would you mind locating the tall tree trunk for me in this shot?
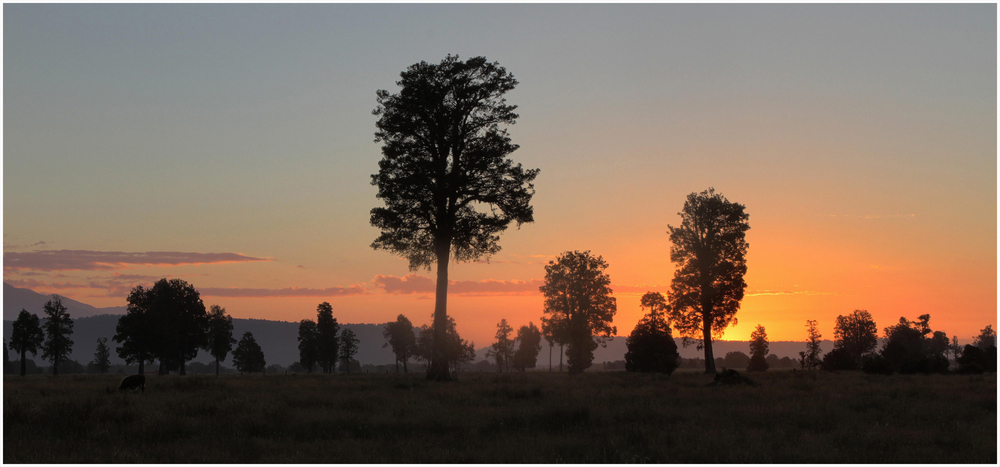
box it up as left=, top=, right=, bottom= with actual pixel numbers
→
left=428, top=241, right=452, bottom=381
left=548, top=343, right=552, bottom=372
left=703, top=314, right=716, bottom=374
left=53, top=357, right=59, bottom=376
left=216, top=358, right=220, bottom=376
left=559, top=344, right=564, bottom=372
left=20, top=349, right=26, bottom=376
left=395, top=358, right=399, bottom=373
left=179, top=360, right=186, bottom=376
left=138, top=358, right=144, bottom=375
left=403, top=356, right=408, bottom=373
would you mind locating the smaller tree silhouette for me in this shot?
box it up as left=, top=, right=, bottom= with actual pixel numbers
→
left=382, top=314, right=416, bottom=373
left=832, top=310, right=878, bottom=369
left=339, top=329, right=360, bottom=373
left=414, top=315, right=476, bottom=373
left=803, top=319, right=822, bottom=370
left=315, top=302, right=340, bottom=374
left=9, top=309, right=44, bottom=377
left=723, top=351, right=750, bottom=369
left=486, top=319, right=515, bottom=372
left=41, top=296, right=74, bottom=376
left=625, top=292, right=679, bottom=374
left=973, top=325, right=996, bottom=349
left=90, top=338, right=111, bottom=374
left=297, top=319, right=319, bottom=373
left=512, top=322, right=543, bottom=372
left=10, top=309, right=45, bottom=376
left=232, top=332, right=266, bottom=375
left=747, top=325, right=769, bottom=372
left=206, top=305, right=236, bottom=376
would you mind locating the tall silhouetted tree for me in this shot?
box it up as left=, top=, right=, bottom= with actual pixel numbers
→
left=90, top=337, right=111, bottom=374
left=487, top=319, right=515, bottom=372
left=803, top=319, right=822, bottom=370
left=297, top=319, right=319, bottom=373
left=747, top=325, right=769, bottom=372
left=339, top=329, right=360, bottom=373
left=232, top=332, right=265, bottom=375
left=540, top=251, right=617, bottom=375
left=315, top=302, right=340, bottom=374
left=667, top=188, right=750, bottom=374
left=371, top=55, right=539, bottom=381
left=41, top=296, right=74, bottom=376
left=206, top=305, right=236, bottom=376
left=383, top=314, right=417, bottom=373
left=831, top=310, right=878, bottom=369
left=512, top=322, right=543, bottom=372
left=9, top=309, right=44, bottom=376
left=625, top=292, right=679, bottom=374
left=114, top=285, right=158, bottom=374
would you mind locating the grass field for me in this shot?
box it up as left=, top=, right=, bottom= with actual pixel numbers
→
left=4, top=369, right=996, bottom=463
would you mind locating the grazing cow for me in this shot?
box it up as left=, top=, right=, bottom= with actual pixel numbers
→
left=118, top=374, right=146, bottom=393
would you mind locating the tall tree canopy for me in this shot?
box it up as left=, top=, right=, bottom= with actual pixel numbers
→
left=625, top=292, right=679, bottom=374
left=832, top=309, right=878, bottom=368
left=297, top=319, right=320, bottom=373
left=9, top=309, right=44, bottom=376
left=371, top=55, right=539, bottom=381
left=540, top=251, right=617, bottom=375
left=383, top=314, right=417, bottom=373
left=667, top=188, right=750, bottom=374
left=41, top=296, right=74, bottom=376
left=206, top=305, right=236, bottom=376
left=512, top=322, right=543, bottom=372
left=315, top=302, right=340, bottom=374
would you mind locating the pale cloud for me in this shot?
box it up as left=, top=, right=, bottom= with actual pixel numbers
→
left=3, top=250, right=269, bottom=271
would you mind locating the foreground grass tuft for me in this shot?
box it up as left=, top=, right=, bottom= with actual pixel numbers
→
left=4, top=370, right=995, bottom=463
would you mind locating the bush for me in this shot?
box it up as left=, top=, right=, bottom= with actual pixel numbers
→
left=747, top=354, right=768, bottom=372
left=957, top=344, right=995, bottom=373
left=821, top=347, right=858, bottom=371
left=723, top=351, right=750, bottom=369
left=862, top=354, right=893, bottom=375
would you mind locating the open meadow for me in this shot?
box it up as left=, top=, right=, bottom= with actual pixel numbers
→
left=3, top=370, right=996, bottom=463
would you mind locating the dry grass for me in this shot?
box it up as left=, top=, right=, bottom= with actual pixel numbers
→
left=4, top=370, right=995, bottom=463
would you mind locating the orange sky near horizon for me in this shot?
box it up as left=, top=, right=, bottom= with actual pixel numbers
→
left=3, top=5, right=996, bottom=348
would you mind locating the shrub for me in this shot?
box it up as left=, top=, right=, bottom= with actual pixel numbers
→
left=821, top=347, right=858, bottom=371
left=723, top=351, right=750, bottom=369
left=747, top=353, right=768, bottom=372
left=862, top=354, right=893, bottom=375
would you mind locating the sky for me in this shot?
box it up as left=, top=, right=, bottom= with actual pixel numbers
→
left=3, top=4, right=996, bottom=346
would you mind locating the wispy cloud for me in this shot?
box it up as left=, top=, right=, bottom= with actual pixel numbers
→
left=3, top=250, right=269, bottom=271
left=3, top=240, right=48, bottom=251
left=199, top=285, right=368, bottom=298
left=373, top=274, right=543, bottom=296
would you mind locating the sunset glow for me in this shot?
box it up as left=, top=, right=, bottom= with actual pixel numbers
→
left=4, top=4, right=995, bottom=347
